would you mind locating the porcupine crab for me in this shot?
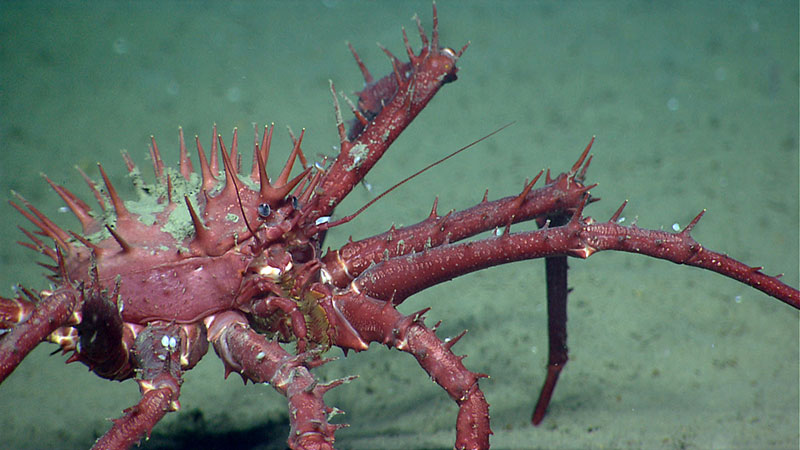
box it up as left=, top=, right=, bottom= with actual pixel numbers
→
left=1, top=4, right=798, bottom=450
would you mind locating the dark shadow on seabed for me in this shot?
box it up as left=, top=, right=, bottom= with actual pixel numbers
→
left=0, top=1, right=797, bottom=449
left=142, top=409, right=290, bottom=450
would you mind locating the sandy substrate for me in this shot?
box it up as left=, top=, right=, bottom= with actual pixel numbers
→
left=0, top=1, right=797, bottom=449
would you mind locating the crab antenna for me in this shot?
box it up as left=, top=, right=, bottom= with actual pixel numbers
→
left=321, top=122, right=515, bottom=231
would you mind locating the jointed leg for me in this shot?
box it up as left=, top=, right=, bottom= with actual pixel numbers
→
left=0, top=286, right=80, bottom=382
left=93, top=322, right=183, bottom=450
left=531, top=213, right=571, bottom=425
left=332, top=292, right=491, bottom=450
left=207, top=311, right=347, bottom=450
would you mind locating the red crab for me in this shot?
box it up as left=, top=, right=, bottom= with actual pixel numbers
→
left=1, top=4, right=798, bottom=450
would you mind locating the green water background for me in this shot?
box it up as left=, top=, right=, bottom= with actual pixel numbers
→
left=0, top=1, right=797, bottom=449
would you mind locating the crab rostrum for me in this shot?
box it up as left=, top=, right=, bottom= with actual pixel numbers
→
left=0, top=6, right=797, bottom=450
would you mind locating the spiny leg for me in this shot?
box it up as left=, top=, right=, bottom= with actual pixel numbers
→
left=332, top=292, right=491, bottom=450
left=321, top=142, right=594, bottom=296
left=531, top=139, right=593, bottom=424
left=93, top=322, right=183, bottom=450
left=532, top=213, right=571, bottom=425
left=0, top=286, right=80, bottom=382
left=309, top=5, right=464, bottom=223
left=207, top=311, right=347, bottom=450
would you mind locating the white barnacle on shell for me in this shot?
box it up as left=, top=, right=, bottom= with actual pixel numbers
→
left=346, top=143, right=369, bottom=171
left=315, top=216, right=331, bottom=226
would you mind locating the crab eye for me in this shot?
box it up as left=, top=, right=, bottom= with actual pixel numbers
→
left=290, top=196, right=299, bottom=210
left=257, top=203, right=271, bottom=218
